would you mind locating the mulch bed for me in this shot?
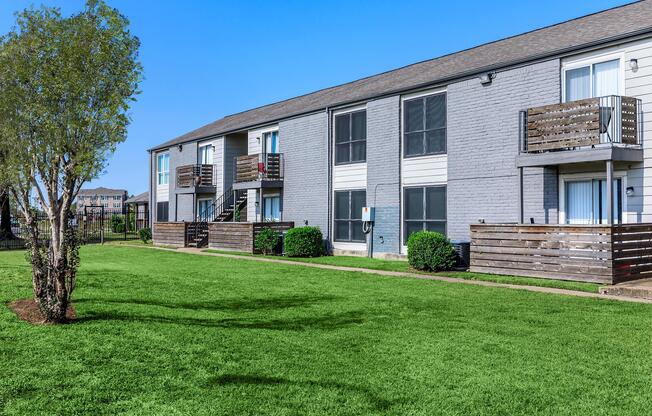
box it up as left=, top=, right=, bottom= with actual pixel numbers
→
left=7, top=298, right=76, bottom=324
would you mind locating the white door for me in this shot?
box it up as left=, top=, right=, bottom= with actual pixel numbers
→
left=263, top=131, right=279, bottom=154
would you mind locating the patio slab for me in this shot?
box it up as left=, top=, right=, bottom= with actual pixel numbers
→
left=599, top=278, right=652, bottom=300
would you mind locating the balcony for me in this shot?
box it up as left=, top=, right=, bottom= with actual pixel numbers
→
left=516, top=96, right=643, bottom=167
left=233, top=153, right=284, bottom=190
left=176, top=164, right=216, bottom=193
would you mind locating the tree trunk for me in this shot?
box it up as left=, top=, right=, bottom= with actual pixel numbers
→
left=26, top=212, right=79, bottom=324
left=0, top=188, right=15, bottom=240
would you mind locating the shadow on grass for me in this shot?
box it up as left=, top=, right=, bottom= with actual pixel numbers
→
left=74, top=294, right=340, bottom=313
left=210, top=374, right=396, bottom=411
left=75, top=309, right=365, bottom=331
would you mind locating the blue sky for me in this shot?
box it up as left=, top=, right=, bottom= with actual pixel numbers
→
left=0, top=0, right=630, bottom=195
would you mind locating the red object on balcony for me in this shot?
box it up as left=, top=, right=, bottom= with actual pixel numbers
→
left=258, top=162, right=266, bottom=174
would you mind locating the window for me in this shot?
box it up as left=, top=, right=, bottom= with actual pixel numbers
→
left=334, top=190, right=366, bottom=242
left=403, top=186, right=446, bottom=243
left=113, top=195, right=122, bottom=201
left=157, top=153, right=170, bottom=185
left=156, top=201, right=169, bottom=222
left=263, top=195, right=281, bottom=222
left=198, top=144, right=213, bottom=165
left=197, top=199, right=214, bottom=220
left=263, top=131, right=279, bottom=154
left=565, top=178, right=622, bottom=224
left=404, top=93, right=446, bottom=157
left=564, top=59, right=620, bottom=102
left=335, top=110, right=366, bottom=164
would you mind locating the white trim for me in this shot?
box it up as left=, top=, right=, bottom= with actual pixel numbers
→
left=558, top=171, right=628, bottom=224
left=332, top=103, right=366, bottom=116
left=401, top=87, right=446, bottom=102
left=196, top=197, right=214, bottom=216
left=561, top=51, right=625, bottom=101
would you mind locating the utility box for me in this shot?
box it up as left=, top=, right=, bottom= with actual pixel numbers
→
left=361, top=207, right=375, bottom=222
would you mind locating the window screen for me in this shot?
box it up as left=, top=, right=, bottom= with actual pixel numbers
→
left=334, top=190, right=366, bottom=242
left=404, top=93, right=446, bottom=157
left=403, top=186, right=446, bottom=243
left=335, top=110, right=366, bottom=164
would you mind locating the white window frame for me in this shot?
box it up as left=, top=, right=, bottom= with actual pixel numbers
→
left=561, top=51, right=625, bottom=102
left=558, top=171, right=628, bottom=224
left=262, top=193, right=282, bottom=222
left=197, top=197, right=214, bottom=217
left=157, top=152, right=170, bottom=186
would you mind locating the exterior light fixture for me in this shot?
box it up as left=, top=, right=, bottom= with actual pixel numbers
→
left=478, top=218, right=485, bottom=224
left=479, top=72, right=494, bottom=85
left=626, top=186, right=635, bottom=196
left=629, top=58, right=639, bottom=71
left=177, top=144, right=183, bottom=151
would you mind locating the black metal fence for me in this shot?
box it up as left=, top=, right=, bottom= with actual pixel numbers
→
left=0, top=205, right=149, bottom=250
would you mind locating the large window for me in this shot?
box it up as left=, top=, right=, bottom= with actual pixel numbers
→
left=198, top=144, right=213, bottom=165
left=263, top=195, right=281, bottom=222
left=335, top=110, right=366, bottom=164
left=564, top=59, right=620, bottom=102
left=156, top=201, right=169, bottom=222
left=334, top=190, right=366, bottom=242
left=263, top=131, right=279, bottom=154
left=157, top=153, right=170, bottom=185
left=404, top=93, right=446, bottom=157
left=403, top=186, right=446, bottom=243
left=565, top=178, right=622, bottom=224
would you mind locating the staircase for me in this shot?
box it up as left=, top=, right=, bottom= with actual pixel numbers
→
left=185, top=187, right=247, bottom=248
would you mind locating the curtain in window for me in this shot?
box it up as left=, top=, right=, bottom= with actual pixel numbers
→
left=565, top=180, right=592, bottom=224
left=593, top=59, right=619, bottom=97
left=263, top=196, right=280, bottom=222
left=565, top=67, right=590, bottom=102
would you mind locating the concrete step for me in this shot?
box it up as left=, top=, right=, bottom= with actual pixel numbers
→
left=599, top=278, right=652, bottom=300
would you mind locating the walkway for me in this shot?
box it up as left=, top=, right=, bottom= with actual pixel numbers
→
left=120, top=244, right=652, bottom=304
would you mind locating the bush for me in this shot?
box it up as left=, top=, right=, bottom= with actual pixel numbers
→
left=110, top=214, right=125, bottom=233
left=138, top=227, right=152, bottom=244
left=284, top=226, right=324, bottom=258
left=407, top=231, right=456, bottom=272
left=255, top=227, right=280, bottom=255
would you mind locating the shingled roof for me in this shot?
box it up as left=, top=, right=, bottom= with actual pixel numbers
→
left=150, top=1, right=652, bottom=151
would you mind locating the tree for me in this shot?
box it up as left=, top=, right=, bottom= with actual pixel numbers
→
left=0, top=1, right=142, bottom=323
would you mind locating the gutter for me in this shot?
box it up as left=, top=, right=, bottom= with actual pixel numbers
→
left=148, top=26, right=652, bottom=152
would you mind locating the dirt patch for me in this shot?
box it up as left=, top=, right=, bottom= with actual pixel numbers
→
left=7, top=298, right=76, bottom=324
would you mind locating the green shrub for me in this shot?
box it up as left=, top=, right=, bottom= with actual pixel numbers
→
left=138, top=227, right=152, bottom=244
left=255, top=227, right=280, bottom=255
left=110, top=214, right=125, bottom=233
left=284, top=226, right=324, bottom=257
left=407, top=231, right=456, bottom=272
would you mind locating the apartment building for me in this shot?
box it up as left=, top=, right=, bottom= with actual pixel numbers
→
left=77, top=187, right=129, bottom=213
left=148, top=2, right=652, bottom=283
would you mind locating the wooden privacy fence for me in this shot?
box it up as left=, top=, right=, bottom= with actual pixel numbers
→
left=153, top=222, right=187, bottom=247
left=470, top=224, right=652, bottom=284
left=208, top=222, right=294, bottom=253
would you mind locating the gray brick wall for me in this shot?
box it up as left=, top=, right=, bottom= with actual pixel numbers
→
left=367, top=96, right=401, bottom=253
left=169, top=141, right=198, bottom=221
left=280, top=112, right=329, bottom=238
left=447, top=59, right=560, bottom=241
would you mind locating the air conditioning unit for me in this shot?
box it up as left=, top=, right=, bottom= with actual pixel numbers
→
left=451, top=241, right=471, bottom=270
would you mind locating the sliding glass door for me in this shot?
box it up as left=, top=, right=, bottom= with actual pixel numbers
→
left=565, top=178, right=622, bottom=224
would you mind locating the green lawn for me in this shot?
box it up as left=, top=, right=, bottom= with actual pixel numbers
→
left=203, top=249, right=600, bottom=293
left=1, top=246, right=651, bottom=415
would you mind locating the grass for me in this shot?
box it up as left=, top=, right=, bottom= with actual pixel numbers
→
left=1, top=246, right=650, bottom=415
left=203, top=249, right=600, bottom=293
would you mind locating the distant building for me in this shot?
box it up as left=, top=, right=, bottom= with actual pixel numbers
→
left=77, top=187, right=128, bottom=213
left=124, top=191, right=149, bottom=230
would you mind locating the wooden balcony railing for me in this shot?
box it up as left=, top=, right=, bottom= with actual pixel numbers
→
left=235, top=153, right=284, bottom=183
left=520, top=95, right=642, bottom=153
left=470, top=223, right=652, bottom=284
left=176, top=164, right=215, bottom=188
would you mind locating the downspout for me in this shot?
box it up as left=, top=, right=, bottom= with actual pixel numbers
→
left=326, top=107, right=333, bottom=252
left=148, top=150, right=153, bottom=225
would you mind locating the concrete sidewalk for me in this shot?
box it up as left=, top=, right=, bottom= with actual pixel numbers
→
left=118, top=244, right=652, bottom=304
